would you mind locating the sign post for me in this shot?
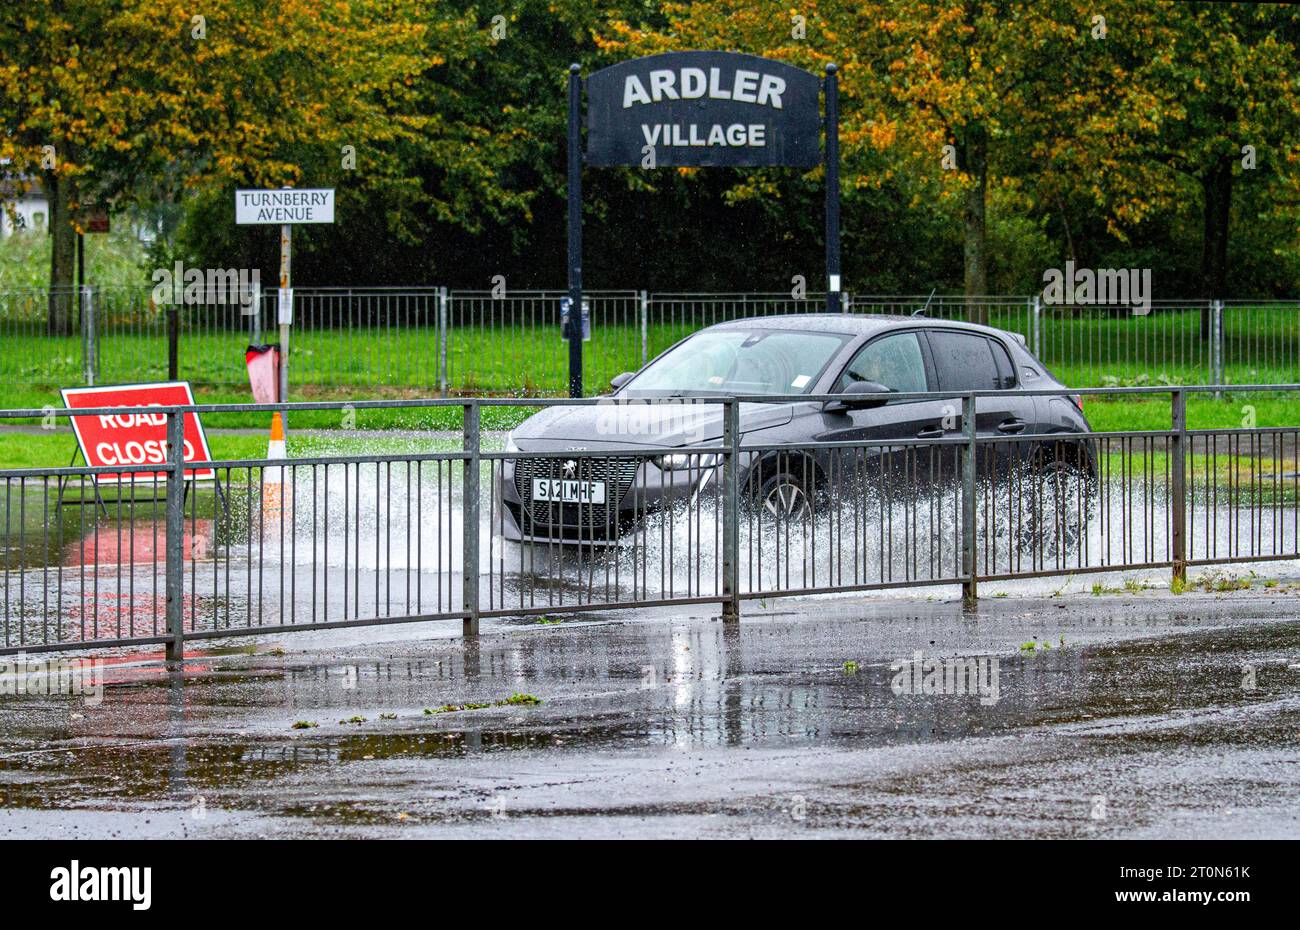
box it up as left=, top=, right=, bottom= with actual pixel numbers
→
left=572, top=51, right=839, bottom=395
left=235, top=187, right=335, bottom=430
left=824, top=64, right=841, bottom=313
left=568, top=64, right=584, bottom=398
left=279, top=213, right=291, bottom=425
left=74, top=204, right=110, bottom=369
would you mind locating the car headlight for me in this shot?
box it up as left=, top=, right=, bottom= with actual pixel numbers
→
left=653, top=452, right=719, bottom=470
left=504, top=434, right=519, bottom=453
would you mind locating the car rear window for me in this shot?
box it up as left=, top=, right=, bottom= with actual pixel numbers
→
left=990, top=339, right=1016, bottom=388
left=928, top=331, right=1002, bottom=392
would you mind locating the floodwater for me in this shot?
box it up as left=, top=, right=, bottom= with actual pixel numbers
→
left=2, top=430, right=1298, bottom=646
left=1, top=590, right=1298, bottom=838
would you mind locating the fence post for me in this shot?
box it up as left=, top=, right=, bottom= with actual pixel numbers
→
left=1206, top=300, right=1216, bottom=398
left=167, top=305, right=179, bottom=381
left=639, top=290, right=649, bottom=367
left=438, top=287, right=449, bottom=397
left=1170, top=389, right=1187, bottom=587
left=164, top=409, right=186, bottom=662
left=841, top=290, right=851, bottom=313
left=81, top=286, right=96, bottom=386
left=1030, top=294, right=1041, bottom=359
left=250, top=286, right=262, bottom=345
left=462, top=400, right=480, bottom=636
left=961, top=392, right=978, bottom=606
left=721, top=397, right=740, bottom=623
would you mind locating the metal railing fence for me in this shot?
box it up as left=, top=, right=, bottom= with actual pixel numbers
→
left=4, top=288, right=1298, bottom=396
left=2, top=386, right=1299, bottom=657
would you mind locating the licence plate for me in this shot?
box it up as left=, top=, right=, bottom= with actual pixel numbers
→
left=531, top=478, right=607, bottom=504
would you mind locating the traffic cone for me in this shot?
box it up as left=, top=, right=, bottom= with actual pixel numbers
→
left=262, top=412, right=291, bottom=530
left=267, top=411, right=286, bottom=459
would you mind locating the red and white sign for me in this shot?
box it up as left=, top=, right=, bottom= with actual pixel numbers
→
left=60, top=382, right=215, bottom=483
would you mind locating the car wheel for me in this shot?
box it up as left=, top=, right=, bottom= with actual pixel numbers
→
left=1021, top=459, right=1093, bottom=561
left=749, top=465, right=815, bottom=524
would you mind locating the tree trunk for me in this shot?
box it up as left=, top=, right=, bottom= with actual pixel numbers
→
left=1199, top=155, right=1233, bottom=338
left=962, top=127, right=989, bottom=325
left=46, top=171, right=78, bottom=336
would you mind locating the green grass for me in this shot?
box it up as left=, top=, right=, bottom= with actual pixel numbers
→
left=1080, top=395, right=1297, bottom=432
left=0, top=390, right=1294, bottom=470
left=971, top=304, right=1300, bottom=389
left=0, top=321, right=657, bottom=402
left=2, top=302, right=1298, bottom=460
left=0, top=384, right=534, bottom=431
left=0, top=430, right=265, bottom=470
left=0, top=430, right=486, bottom=470
left=4, top=303, right=1298, bottom=402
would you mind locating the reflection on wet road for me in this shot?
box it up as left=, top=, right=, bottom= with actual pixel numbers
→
left=1, top=591, right=1299, bottom=838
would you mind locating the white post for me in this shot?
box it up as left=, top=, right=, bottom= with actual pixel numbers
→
left=81, top=285, right=96, bottom=386
left=639, top=290, right=648, bottom=366
left=1031, top=294, right=1041, bottom=358
left=1212, top=299, right=1224, bottom=398
left=439, top=286, right=449, bottom=396
left=278, top=211, right=291, bottom=428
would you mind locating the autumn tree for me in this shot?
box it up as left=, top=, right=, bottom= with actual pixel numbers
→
left=596, top=2, right=1108, bottom=316
left=0, top=0, right=535, bottom=332
left=1046, top=2, right=1300, bottom=319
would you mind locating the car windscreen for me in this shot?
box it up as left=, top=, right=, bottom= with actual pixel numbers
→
left=624, top=329, right=850, bottom=396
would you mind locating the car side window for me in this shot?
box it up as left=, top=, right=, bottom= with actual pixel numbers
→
left=836, top=332, right=928, bottom=394
left=989, top=339, right=1016, bottom=388
left=928, top=331, right=1002, bottom=392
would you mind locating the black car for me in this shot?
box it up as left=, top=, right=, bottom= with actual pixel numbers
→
left=497, top=314, right=1093, bottom=543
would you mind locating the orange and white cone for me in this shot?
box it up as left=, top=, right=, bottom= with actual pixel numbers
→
left=262, top=412, right=291, bottom=529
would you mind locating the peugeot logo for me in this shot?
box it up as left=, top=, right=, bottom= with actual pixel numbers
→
left=562, top=459, right=577, bottom=478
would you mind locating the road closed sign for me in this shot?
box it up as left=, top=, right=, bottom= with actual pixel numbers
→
left=61, top=382, right=215, bottom=483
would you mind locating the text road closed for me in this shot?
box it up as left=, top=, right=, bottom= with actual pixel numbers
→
left=61, top=382, right=215, bottom=482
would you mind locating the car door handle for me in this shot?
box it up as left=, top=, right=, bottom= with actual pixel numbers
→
left=916, top=427, right=945, bottom=439
left=996, top=418, right=1027, bottom=434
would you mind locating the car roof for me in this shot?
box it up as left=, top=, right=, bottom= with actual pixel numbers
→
left=705, top=313, right=1012, bottom=338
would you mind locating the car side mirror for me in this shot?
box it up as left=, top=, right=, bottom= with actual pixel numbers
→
left=609, top=372, right=635, bottom=390
left=827, top=380, right=892, bottom=413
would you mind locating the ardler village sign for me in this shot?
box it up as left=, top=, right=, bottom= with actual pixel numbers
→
left=566, top=51, right=839, bottom=396
left=585, top=53, right=822, bottom=167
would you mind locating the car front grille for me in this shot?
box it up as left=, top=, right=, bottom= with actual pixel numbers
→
left=513, top=455, right=641, bottom=533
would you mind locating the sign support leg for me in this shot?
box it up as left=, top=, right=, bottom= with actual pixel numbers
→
left=567, top=63, right=584, bottom=398
left=824, top=64, right=841, bottom=314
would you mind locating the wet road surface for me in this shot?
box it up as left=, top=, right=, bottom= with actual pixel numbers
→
left=2, top=585, right=1299, bottom=838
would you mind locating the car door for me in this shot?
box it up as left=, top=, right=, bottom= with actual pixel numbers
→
left=923, top=329, right=1032, bottom=474
left=814, top=329, right=954, bottom=489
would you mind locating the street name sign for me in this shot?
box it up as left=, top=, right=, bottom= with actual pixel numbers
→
left=235, top=189, right=335, bottom=224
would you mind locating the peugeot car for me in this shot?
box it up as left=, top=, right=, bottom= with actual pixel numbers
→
left=496, top=314, right=1094, bottom=543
